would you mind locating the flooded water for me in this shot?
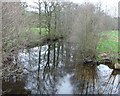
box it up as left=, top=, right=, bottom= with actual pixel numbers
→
left=2, top=41, right=120, bottom=95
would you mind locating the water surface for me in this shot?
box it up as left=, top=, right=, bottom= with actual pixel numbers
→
left=2, top=41, right=120, bottom=95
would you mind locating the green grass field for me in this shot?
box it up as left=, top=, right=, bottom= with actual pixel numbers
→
left=29, top=28, right=119, bottom=55
left=30, top=27, right=61, bottom=38
left=97, top=30, right=119, bottom=59
left=30, top=28, right=48, bottom=36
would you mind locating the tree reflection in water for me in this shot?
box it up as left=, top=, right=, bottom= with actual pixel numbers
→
left=2, top=41, right=120, bottom=95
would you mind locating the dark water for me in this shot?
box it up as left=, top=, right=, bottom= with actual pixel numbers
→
left=2, top=41, right=120, bottom=95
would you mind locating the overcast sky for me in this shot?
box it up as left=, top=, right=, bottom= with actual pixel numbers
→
left=22, top=0, right=120, bottom=17
left=70, top=0, right=119, bottom=17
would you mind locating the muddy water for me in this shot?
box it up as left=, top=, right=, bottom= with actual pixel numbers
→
left=2, top=41, right=120, bottom=95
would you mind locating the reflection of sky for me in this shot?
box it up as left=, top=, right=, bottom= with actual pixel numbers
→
left=97, top=64, right=113, bottom=77
left=18, top=45, right=48, bottom=71
left=97, top=64, right=119, bottom=94
left=18, top=44, right=74, bottom=94
left=18, top=44, right=120, bottom=94
left=57, top=74, right=73, bottom=94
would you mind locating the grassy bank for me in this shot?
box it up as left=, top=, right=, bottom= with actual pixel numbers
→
left=28, top=28, right=119, bottom=55
left=30, top=28, right=48, bottom=36
left=97, top=30, right=118, bottom=59
left=28, top=28, right=119, bottom=52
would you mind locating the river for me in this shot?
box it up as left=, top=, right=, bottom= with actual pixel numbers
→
left=2, top=41, right=120, bottom=95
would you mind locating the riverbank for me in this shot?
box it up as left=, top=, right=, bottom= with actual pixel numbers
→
left=3, top=30, right=119, bottom=70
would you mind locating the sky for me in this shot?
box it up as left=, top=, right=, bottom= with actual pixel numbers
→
left=69, top=0, right=119, bottom=17
left=22, top=0, right=120, bottom=17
